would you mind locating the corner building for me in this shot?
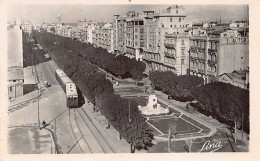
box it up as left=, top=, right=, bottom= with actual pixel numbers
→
left=142, top=5, right=190, bottom=75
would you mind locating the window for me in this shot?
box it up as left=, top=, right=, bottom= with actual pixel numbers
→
left=140, top=42, right=144, bottom=47
left=182, top=40, right=185, bottom=45
left=10, top=87, right=12, bottom=92
left=170, top=25, right=172, bottom=28
left=135, top=42, right=138, bottom=46
left=139, top=21, right=144, bottom=25
left=176, top=10, right=178, bottom=14
left=135, top=35, right=138, bottom=39
left=135, top=21, right=138, bottom=25
left=170, top=18, right=173, bottom=22
left=181, top=49, right=184, bottom=55
left=175, top=24, right=176, bottom=27
left=179, top=18, right=181, bottom=22
left=181, top=59, right=184, bottom=64
left=162, top=24, right=164, bottom=28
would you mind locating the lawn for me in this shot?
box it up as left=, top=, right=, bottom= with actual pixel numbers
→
left=126, top=96, right=148, bottom=106
left=148, top=117, right=201, bottom=135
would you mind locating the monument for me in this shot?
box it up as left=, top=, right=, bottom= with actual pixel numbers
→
left=138, top=93, right=169, bottom=116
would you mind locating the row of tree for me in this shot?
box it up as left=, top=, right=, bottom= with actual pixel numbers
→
left=191, top=82, right=249, bottom=134
left=149, top=71, right=204, bottom=102
left=23, top=32, right=51, bottom=68
left=32, top=32, right=154, bottom=152
left=33, top=31, right=146, bottom=81
left=149, top=71, right=249, bottom=134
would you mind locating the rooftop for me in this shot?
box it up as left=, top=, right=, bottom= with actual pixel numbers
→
left=66, top=83, right=77, bottom=97
left=8, top=67, right=24, bottom=81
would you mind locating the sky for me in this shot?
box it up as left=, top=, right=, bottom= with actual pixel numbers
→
left=7, top=4, right=248, bottom=24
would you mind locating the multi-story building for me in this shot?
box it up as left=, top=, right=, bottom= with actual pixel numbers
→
left=100, top=23, right=114, bottom=53
left=71, top=27, right=81, bottom=40
left=163, top=32, right=190, bottom=75
left=142, top=5, right=190, bottom=75
left=7, top=26, right=24, bottom=100
left=87, top=24, right=95, bottom=44
left=113, top=15, right=127, bottom=54
left=124, top=11, right=145, bottom=60
left=21, top=20, right=33, bottom=35
left=188, top=29, right=249, bottom=83
left=92, top=24, right=101, bottom=47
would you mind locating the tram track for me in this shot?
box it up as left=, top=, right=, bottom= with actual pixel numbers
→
left=68, top=108, right=84, bottom=153
left=46, top=58, right=116, bottom=153
left=73, top=108, right=93, bottom=153
left=76, top=107, right=116, bottom=153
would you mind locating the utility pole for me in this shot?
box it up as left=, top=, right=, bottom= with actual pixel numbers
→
left=67, top=135, right=84, bottom=154
left=168, top=124, right=177, bottom=153
left=128, top=98, right=131, bottom=123
left=234, top=118, right=237, bottom=143
left=241, top=113, right=244, bottom=146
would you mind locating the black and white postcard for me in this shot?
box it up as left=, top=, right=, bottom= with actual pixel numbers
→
left=0, top=0, right=259, bottom=161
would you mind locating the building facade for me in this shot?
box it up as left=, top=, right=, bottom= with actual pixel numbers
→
left=7, top=26, right=24, bottom=100
left=188, top=29, right=249, bottom=83
left=142, top=5, right=190, bottom=75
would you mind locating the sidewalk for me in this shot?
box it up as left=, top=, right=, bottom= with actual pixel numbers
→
left=8, top=126, right=54, bottom=154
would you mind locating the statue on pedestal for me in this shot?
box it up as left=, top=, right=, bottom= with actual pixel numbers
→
left=138, top=93, right=169, bottom=116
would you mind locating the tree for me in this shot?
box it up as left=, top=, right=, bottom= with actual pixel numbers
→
left=168, top=123, right=177, bottom=153
left=184, top=139, right=193, bottom=153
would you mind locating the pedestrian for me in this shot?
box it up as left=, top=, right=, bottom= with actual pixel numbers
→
left=42, top=120, right=46, bottom=128
left=186, top=103, right=189, bottom=110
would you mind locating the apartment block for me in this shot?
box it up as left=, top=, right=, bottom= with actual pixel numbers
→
left=188, top=29, right=249, bottom=83
left=113, top=15, right=127, bottom=54
left=143, top=5, right=190, bottom=75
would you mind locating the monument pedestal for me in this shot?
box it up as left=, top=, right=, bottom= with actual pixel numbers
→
left=138, top=93, right=169, bottom=116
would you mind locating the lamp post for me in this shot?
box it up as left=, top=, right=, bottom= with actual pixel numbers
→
left=128, top=98, right=131, bottom=123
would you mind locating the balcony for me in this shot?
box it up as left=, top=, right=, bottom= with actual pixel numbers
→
left=197, top=47, right=206, bottom=52
left=163, top=61, right=176, bottom=68
left=208, top=48, right=217, bottom=53
left=208, top=59, right=217, bottom=64
left=189, top=66, right=198, bottom=72
left=143, top=57, right=162, bottom=64
left=164, top=52, right=176, bottom=59
left=164, top=43, right=175, bottom=49
left=198, top=57, right=206, bottom=62
left=198, top=68, right=205, bottom=74
left=190, top=46, right=198, bottom=51
left=190, top=56, right=198, bottom=61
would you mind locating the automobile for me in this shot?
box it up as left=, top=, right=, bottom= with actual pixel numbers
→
left=43, top=81, right=51, bottom=87
left=46, top=82, right=51, bottom=87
